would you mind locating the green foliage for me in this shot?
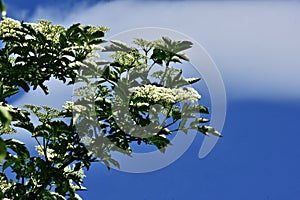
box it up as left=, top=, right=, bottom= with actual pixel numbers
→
left=0, top=17, right=106, bottom=199
left=0, top=18, right=107, bottom=96
left=0, top=12, right=221, bottom=199
left=74, top=36, right=220, bottom=159
left=0, top=104, right=11, bottom=128
left=0, top=137, right=6, bottom=162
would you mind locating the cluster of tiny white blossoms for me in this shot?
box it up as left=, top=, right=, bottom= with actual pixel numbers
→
left=174, top=87, right=201, bottom=102
left=27, top=20, right=65, bottom=43
left=130, top=84, right=201, bottom=104
left=63, top=101, right=74, bottom=110
left=0, top=18, right=107, bottom=49
left=0, top=18, right=62, bottom=42
left=0, top=17, right=22, bottom=38
left=0, top=175, right=15, bottom=196
left=35, top=145, right=58, bottom=161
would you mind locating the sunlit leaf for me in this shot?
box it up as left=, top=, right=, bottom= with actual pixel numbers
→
left=0, top=138, right=6, bottom=162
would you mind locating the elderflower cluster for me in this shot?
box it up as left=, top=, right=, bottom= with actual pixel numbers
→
left=27, top=20, right=65, bottom=43
left=130, top=84, right=201, bottom=104
left=0, top=17, right=22, bottom=38
left=63, top=101, right=74, bottom=110
left=173, top=87, right=201, bottom=102
left=0, top=18, right=63, bottom=43
left=64, top=164, right=85, bottom=179
left=0, top=175, right=15, bottom=195
left=35, top=145, right=58, bottom=161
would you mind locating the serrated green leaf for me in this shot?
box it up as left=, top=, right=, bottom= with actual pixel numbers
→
left=173, top=40, right=193, bottom=53
left=103, top=40, right=133, bottom=52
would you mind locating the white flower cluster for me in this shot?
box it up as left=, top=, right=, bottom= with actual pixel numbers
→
left=0, top=17, right=22, bottom=38
left=63, top=164, right=85, bottom=180
left=0, top=18, right=63, bottom=43
left=28, top=20, right=65, bottom=43
left=0, top=173, right=15, bottom=195
left=63, top=101, right=74, bottom=110
left=130, top=84, right=201, bottom=104
left=35, top=145, right=58, bottom=161
left=174, top=87, right=201, bottom=102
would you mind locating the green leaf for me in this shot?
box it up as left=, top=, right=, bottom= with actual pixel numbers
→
left=171, top=108, right=181, bottom=120
left=66, top=23, right=81, bottom=37
left=103, top=40, right=133, bottom=52
left=198, top=126, right=209, bottom=136
left=198, top=117, right=210, bottom=123
left=173, top=40, right=193, bottom=53
left=162, top=36, right=172, bottom=46
left=185, top=77, right=201, bottom=84
left=150, top=48, right=168, bottom=64
left=198, top=125, right=222, bottom=137
left=22, top=22, right=38, bottom=37
left=74, top=163, right=81, bottom=171
left=89, top=30, right=104, bottom=40
left=2, top=86, right=19, bottom=99
left=148, top=135, right=170, bottom=153
left=0, top=137, right=6, bottom=162
left=5, top=138, right=30, bottom=159
left=176, top=52, right=190, bottom=62
left=18, top=80, right=30, bottom=92
left=133, top=38, right=153, bottom=50
left=0, top=105, right=12, bottom=128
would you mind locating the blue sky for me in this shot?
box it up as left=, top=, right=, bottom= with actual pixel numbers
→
left=4, top=0, right=300, bottom=199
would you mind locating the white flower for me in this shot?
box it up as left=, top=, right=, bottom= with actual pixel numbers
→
left=35, top=145, right=58, bottom=161
left=130, top=84, right=201, bottom=104
left=173, top=87, right=201, bottom=103
left=0, top=18, right=22, bottom=37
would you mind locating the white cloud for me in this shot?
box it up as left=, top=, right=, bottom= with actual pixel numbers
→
left=26, top=0, right=300, bottom=101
